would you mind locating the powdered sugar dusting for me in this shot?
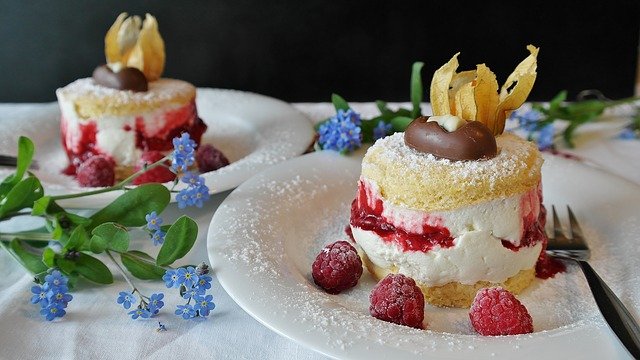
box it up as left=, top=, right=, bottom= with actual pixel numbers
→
left=56, top=78, right=195, bottom=105
left=366, top=132, right=541, bottom=189
left=209, top=152, right=639, bottom=358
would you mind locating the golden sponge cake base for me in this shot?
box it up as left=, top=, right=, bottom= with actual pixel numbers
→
left=56, top=78, right=196, bottom=119
left=361, top=132, right=542, bottom=212
left=361, top=251, right=535, bottom=308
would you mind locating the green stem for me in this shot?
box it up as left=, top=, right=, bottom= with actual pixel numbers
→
left=106, top=250, right=150, bottom=301
left=50, top=158, right=169, bottom=201
left=0, top=232, right=52, bottom=242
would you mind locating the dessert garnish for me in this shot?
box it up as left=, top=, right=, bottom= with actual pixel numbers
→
left=92, top=64, right=148, bottom=92
left=92, top=12, right=165, bottom=90
left=312, top=241, right=363, bottom=294
left=404, top=116, right=497, bottom=161
left=369, top=273, right=425, bottom=329
left=405, top=45, right=539, bottom=160
left=469, top=287, right=533, bottom=336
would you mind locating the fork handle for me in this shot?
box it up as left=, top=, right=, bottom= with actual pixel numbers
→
left=577, top=260, right=640, bottom=358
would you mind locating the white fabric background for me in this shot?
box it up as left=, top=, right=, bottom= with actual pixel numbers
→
left=0, top=101, right=639, bottom=360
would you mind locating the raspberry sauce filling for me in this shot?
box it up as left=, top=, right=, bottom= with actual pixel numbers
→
left=350, top=181, right=455, bottom=252
left=61, top=100, right=207, bottom=175
left=350, top=180, right=565, bottom=279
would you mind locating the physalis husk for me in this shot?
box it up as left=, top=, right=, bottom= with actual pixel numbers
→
left=104, top=13, right=165, bottom=81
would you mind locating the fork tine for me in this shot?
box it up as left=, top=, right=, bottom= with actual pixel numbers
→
left=567, top=206, right=584, bottom=242
left=551, top=205, right=565, bottom=240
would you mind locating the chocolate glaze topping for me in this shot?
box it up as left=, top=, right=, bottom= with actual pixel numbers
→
left=404, top=116, right=497, bottom=161
left=92, top=65, right=148, bottom=92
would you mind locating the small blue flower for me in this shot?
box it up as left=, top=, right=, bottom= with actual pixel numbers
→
left=618, top=127, right=638, bottom=140
left=195, top=275, right=212, bottom=291
left=116, top=291, right=136, bottom=310
left=151, top=230, right=166, bottom=246
left=181, top=171, right=204, bottom=187
left=31, top=285, right=49, bottom=306
left=48, top=288, right=73, bottom=307
left=190, top=184, right=210, bottom=208
left=318, top=109, right=363, bottom=153
left=509, top=108, right=543, bottom=132
left=176, top=267, right=199, bottom=288
left=163, top=269, right=180, bottom=288
left=194, top=294, right=216, bottom=317
left=145, top=211, right=163, bottom=231
left=41, top=302, right=66, bottom=321
left=373, top=121, right=393, bottom=141
left=148, top=293, right=165, bottom=314
left=175, top=304, right=196, bottom=319
left=172, top=133, right=197, bottom=172
left=128, top=308, right=152, bottom=320
left=182, top=286, right=205, bottom=300
left=536, top=124, right=556, bottom=150
left=45, top=270, right=68, bottom=289
left=177, top=188, right=195, bottom=209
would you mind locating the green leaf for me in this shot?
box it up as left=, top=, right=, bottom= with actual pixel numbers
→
left=375, top=100, right=390, bottom=115
left=410, top=62, right=424, bottom=118
left=42, top=247, right=56, bottom=268
left=548, top=90, right=567, bottom=112
left=360, top=118, right=383, bottom=143
left=56, top=257, right=76, bottom=274
left=74, top=253, right=113, bottom=284
left=0, top=176, right=43, bottom=217
left=63, top=225, right=88, bottom=250
left=89, top=222, right=129, bottom=253
left=88, top=184, right=170, bottom=231
left=331, top=93, right=350, bottom=112
left=1, top=239, right=48, bottom=274
left=0, top=137, right=35, bottom=199
left=121, top=251, right=165, bottom=280
left=156, top=216, right=198, bottom=266
left=390, top=116, right=415, bottom=132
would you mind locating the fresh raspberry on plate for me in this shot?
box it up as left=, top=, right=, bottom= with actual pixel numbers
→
left=196, top=144, right=229, bottom=173
left=76, top=155, right=115, bottom=187
left=469, top=287, right=533, bottom=336
left=369, top=273, right=425, bottom=329
left=311, top=240, right=363, bottom=294
left=132, top=151, right=176, bottom=185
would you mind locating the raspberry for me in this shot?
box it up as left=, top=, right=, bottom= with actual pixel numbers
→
left=76, top=155, right=115, bottom=187
left=132, top=151, right=176, bottom=185
left=369, top=273, right=425, bottom=329
left=196, top=144, right=229, bottom=173
left=469, top=287, right=533, bottom=336
left=311, top=241, right=363, bottom=294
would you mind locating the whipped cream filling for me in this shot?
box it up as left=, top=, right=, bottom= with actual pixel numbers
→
left=352, top=226, right=542, bottom=286
left=351, top=178, right=544, bottom=285
left=361, top=178, right=539, bottom=245
left=58, top=97, right=190, bottom=167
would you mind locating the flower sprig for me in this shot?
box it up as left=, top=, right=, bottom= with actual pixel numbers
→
left=0, top=133, right=211, bottom=321
left=314, top=62, right=425, bottom=153
left=510, top=90, right=640, bottom=149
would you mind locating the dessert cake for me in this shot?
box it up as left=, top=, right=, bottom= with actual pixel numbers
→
left=57, top=13, right=206, bottom=183
left=350, top=46, right=550, bottom=308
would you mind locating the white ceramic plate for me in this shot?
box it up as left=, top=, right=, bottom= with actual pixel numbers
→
left=0, top=89, right=314, bottom=208
left=207, top=149, right=639, bottom=359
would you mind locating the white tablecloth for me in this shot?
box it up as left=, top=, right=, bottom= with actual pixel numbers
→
left=0, top=102, right=638, bottom=360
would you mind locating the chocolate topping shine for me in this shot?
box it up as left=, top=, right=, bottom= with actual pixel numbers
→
left=404, top=116, right=497, bottom=161
left=92, top=65, right=148, bottom=92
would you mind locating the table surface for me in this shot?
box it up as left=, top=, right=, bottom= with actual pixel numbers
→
left=0, top=100, right=638, bottom=360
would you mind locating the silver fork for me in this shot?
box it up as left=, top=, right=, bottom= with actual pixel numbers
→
left=547, top=205, right=640, bottom=358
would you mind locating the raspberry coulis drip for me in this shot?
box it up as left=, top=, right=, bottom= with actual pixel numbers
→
left=350, top=181, right=454, bottom=252
left=60, top=119, right=100, bottom=175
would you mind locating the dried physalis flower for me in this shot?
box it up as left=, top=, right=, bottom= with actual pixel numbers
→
left=104, top=12, right=165, bottom=81
left=429, top=45, right=539, bottom=135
